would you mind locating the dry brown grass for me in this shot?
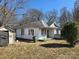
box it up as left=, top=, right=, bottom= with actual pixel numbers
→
left=0, top=39, right=79, bottom=59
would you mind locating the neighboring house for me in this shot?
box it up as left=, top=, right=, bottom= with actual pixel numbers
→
left=16, top=20, right=61, bottom=40
left=0, top=26, right=16, bottom=45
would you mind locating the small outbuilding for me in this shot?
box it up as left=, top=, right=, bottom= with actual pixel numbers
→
left=0, top=26, right=16, bottom=46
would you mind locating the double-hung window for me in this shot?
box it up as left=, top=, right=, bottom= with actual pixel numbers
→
left=21, top=29, right=24, bottom=35
left=28, top=29, right=34, bottom=35
left=41, top=29, right=46, bottom=36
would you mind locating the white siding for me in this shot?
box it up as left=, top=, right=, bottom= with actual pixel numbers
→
left=16, top=28, right=47, bottom=40
left=16, top=29, right=21, bottom=37
left=16, top=28, right=41, bottom=39
left=24, top=28, right=40, bottom=39
left=54, top=29, right=57, bottom=34
left=59, top=30, right=61, bottom=34
left=37, top=29, right=47, bottom=40
left=53, top=29, right=61, bottom=35
left=9, top=31, right=15, bottom=44
left=53, top=29, right=61, bottom=38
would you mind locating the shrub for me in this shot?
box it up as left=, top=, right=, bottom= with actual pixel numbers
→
left=61, top=22, right=78, bottom=46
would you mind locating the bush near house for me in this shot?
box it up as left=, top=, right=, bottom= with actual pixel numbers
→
left=61, top=22, right=79, bottom=46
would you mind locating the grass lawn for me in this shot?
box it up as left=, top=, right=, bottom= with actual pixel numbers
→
left=0, top=39, right=79, bottom=59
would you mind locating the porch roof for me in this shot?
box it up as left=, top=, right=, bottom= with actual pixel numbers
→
left=40, top=27, right=57, bottom=29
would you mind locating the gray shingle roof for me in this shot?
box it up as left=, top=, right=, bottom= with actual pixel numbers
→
left=18, top=20, right=49, bottom=28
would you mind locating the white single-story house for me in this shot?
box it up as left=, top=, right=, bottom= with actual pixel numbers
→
left=16, top=20, right=61, bottom=40
left=0, top=26, right=16, bottom=45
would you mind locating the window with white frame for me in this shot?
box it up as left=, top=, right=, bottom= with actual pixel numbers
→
left=21, top=29, right=24, bottom=35
left=56, top=29, right=59, bottom=34
left=41, top=29, right=46, bottom=36
left=28, top=29, right=34, bottom=35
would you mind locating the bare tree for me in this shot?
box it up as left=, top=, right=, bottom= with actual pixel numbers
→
left=73, top=0, right=79, bottom=22
left=46, top=9, right=57, bottom=26
left=59, top=7, right=72, bottom=28
left=0, top=0, right=29, bottom=26
left=24, top=9, right=44, bottom=22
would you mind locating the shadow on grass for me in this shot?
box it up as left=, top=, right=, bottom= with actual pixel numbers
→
left=16, top=37, right=33, bottom=43
left=40, top=43, right=73, bottom=48
left=53, top=38, right=64, bottom=40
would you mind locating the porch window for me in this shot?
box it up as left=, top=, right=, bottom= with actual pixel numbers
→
left=28, top=29, right=34, bottom=35
left=56, top=29, right=59, bottom=34
left=28, top=30, right=30, bottom=35
left=21, top=29, right=24, bottom=35
left=41, top=29, right=46, bottom=36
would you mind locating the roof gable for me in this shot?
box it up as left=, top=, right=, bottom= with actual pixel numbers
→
left=41, top=20, right=48, bottom=27
left=50, top=22, right=58, bottom=28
